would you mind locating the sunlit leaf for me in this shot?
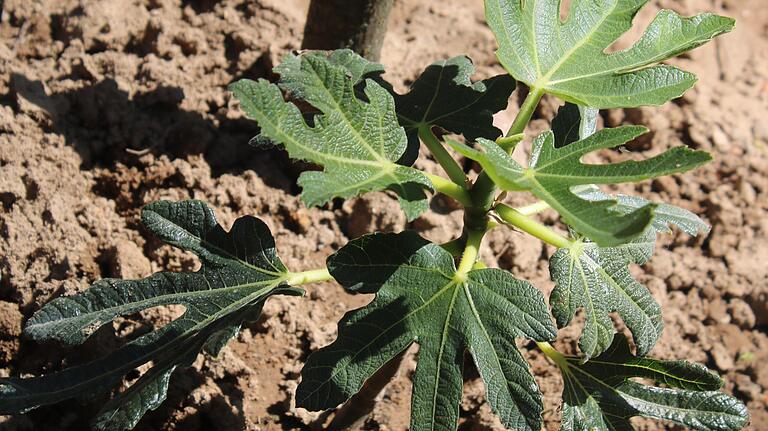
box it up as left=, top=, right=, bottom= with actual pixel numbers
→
left=451, top=127, right=710, bottom=246
left=485, top=0, right=734, bottom=107
left=231, top=51, right=432, bottom=220
left=574, top=185, right=710, bottom=236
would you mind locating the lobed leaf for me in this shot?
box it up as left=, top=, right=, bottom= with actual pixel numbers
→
left=230, top=51, right=431, bottom=221
left=549, top=231, right=661, bottom=360
left=575, top=185, right=710, bottom=236
left=296, top=232, right=556, bottom=431
left=0, top=200, right=301, bottom=431
left=395, top=56, right=516, bottom=144
left=485, top=0, right=734, bottom=108
left=559, top=334, right=749, bottom=430
left=451, top=127, right=711, bottom=246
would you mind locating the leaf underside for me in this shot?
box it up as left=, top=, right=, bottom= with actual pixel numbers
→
left=550, top=230, right=661, bottom=360
left=574, top=185, right=711, bottom=236
left=0, top=201, right=300, bottom=431
left=296, top=232, right=556, bottom=431
left=451, top=127, right=711, bottom=246
left=548, top=191, right=709, bottom=360
left=230, top=51, right=431, bottom=221
left=485, top=0, right=734, bottom=108
left=560, top=334, right=749, bottom=431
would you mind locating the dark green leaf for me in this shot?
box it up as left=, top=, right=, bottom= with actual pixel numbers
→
left=485, top=0, right=734, bottom=108
left=396, top=56, right=515, bottom=143
left=552, top=103, right=599, bottom=147
left=230, top=52, right=431, bottom=221
left=450, top=127, right=711, bottom=245
left=549, top=231, right=661, bottom=359
left=0, top=200, right=301, bottom=431
left=296, top=232, right=556, bottom=431
left=559, top=334, right=749, bottom=430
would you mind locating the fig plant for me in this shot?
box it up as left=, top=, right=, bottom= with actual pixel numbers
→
left=0, top=1, right=751, bottom=430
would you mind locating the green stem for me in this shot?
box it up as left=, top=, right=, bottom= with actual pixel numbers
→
left=495, top=204, right=572, bottom=249
left=506, top=88, right=544, bottom=138
left=455, top=229, right=484, bottom=278
left=496, top=133, right=525, bottom=152
left=536, top=341, right=570, bottom=370
left=418, top=125, right=468, bottom=186
left=285, top=268, right=334, bottom=286
left=470, top=89, right=545, bottom=210
left=515, top=200, right=551, bottom=216
left=424, top=173, right=473, bottom=207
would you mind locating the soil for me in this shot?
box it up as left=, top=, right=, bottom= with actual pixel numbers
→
left=0, top=0, right=767, bottom=430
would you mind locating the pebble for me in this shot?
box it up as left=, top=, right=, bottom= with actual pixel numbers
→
left=728, top=298, right=756, bottom=329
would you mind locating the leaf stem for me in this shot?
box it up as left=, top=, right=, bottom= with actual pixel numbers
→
left=418, top=125, right=468, bottom=186
left=496, top=132, right=525, bottom=152
left=285, top=268, right=334, bottom=286
left=515, top=200, right=551, bottom=216
left=424, top=173, right=473, bottom=207
left=455, top=229, right=484, bottom=277
left=536, top=341, right=570, bottom=370
left=494, top=204, right=572, bottom=249
left=470, top=89, right=545, bottom=210
left=506, top=88, right=544, bottom=138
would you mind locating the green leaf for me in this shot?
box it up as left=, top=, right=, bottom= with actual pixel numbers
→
left=485, top=0, right=734, bottom=108
left=559, top=334, right=749, bottom=430
left=230, top=51, right=431, bottom=221
left=0, top=200, right=301, bottom=431
left=296, top=232, right=556, bottom=431
left=324, top=48, right=386, bottom=84
left=549, top=231, right=661, bottom=359
left=574, top=185, right=710, bottom=236
left=551, top=103, right=599, bottom=147
left=395, top=56, right=515, bottom=143
left=450, top=127, right=711, bottom=246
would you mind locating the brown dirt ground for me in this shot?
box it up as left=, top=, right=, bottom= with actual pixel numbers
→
left=1, top=0, right=767, bottom=430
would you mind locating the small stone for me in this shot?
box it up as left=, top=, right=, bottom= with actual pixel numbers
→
left=344, top=193, right=405, bottom=239
left=711, top=126, right=730, bottom=150
left=739, top=181, right=757, bottom=205
left=710, top=344, right=735, bottom=371
left=106, top=240, right=151, bottom=279
left=0, top=301, right=23, bottom=338
left=728, top=298, right=756, bottom=329
left=733, top=373, right=761, bottom=402
left=705, top=298, right=731, bottom=325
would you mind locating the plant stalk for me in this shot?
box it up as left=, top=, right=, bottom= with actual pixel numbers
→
left=419, top=125, right=468, bottom=186
left=536, top=341, right=570, bottom=370
left=505, top=88, right=544, bottom=138
left=302, top=0, right=394, bottom=61
left=470, top=89, right=544, bottom=210
left=456, top=229, right=484, bottom=277
left=424, top=173, right=473, bottom=207
left=285, top=268, right=334, bottom=286
left=495, top=204, right=572, bottom=249
left=496, top=132, right=526, bottom=152
left=515, top=200, right=551, bottom=216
